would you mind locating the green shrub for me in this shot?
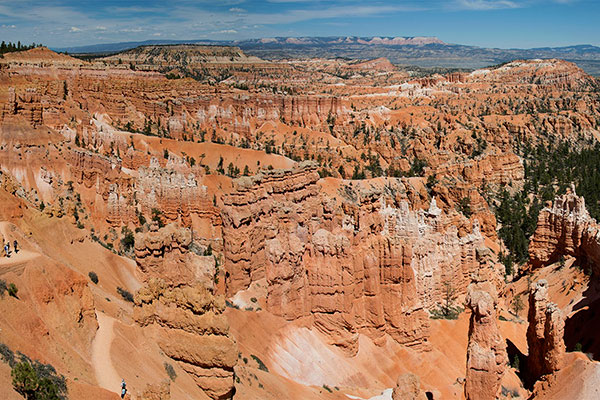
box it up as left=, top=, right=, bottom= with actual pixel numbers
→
left=0, top=279, right=7, bottom=297
left=117, top=287, right=134, bottom=303
left=250, top=354, right=269, bottom=372
left=88, top=271, right=99, bottom=285
left=430, top=304, right=463, bottom=320
left=164, top=362, right=177, bottom=381
left=7, top=283, right=18, bottom=298
left=323, top=384, right=332, bottom=393
left=11, top=354, right=67, bottom=400
left=0, top=343, right=15, bottom=366
left=250, top=355, right=269, bottom=372
left=151, top=208, right=165, bottom=228
left=137, top=211, right=147, bottom=226
left=120, top=227, right=135, bottom=253
left=11, top=361, right=38, bottom=397
left=225, top=300, right=239, bottom=309
left=511, top=354, right=520, bottom=371
left=457, top=197, right=472, bottom=218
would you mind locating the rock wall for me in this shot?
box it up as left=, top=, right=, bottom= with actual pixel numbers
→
left=528, top=189, right=600, bottom=274
left=1, top=87, right=43, bottom=126
left=136, top=158, right=207, bottom=226
left=464, top=281, right=507, bottom=400
left=134, top=222, right=216, bottom=285
left=392, top=373, right=425, bottom=400
left=222, top=163, right=503, bottom=354
left=134, top=279, right=237, bottom=400
left=221, top=162, right=321, bottom=294
left=134, top=224, right=237, bottom=399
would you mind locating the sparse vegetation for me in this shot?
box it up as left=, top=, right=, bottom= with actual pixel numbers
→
left=511, top=354, right=520, bottom=371
left=457, top=197, right=472, bottom=218
left=88, top=271, right=99, bottom=285
left=430, top=278, right=461, bottom=319
left=164, top=362, right=177, bottom=381
left=0, top=343, right=15, bottom=365
left=151, top=208, right=165, bottom=228
left=0, top=347, right=68, bottom=400
left=120, top=226, right=135, bottom=254
left=225, top=299, right=240, bottom=309
left=7, top=283, right=18, bottom=298
left=117, top=287, right=134, bottom=303
left=511, top=295, right=524, bottom=317
left=251, top=355, right=269, bottom=372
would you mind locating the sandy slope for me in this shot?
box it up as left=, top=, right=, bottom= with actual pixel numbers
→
left=534, top=353, right=600, bottom=399
left=0, top=221, right=40, bottom=268
left=0, top=249, right=39, bottom=267
left=92, top=312, right=121, bottom=394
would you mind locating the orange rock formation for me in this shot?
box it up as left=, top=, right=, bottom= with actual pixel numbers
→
left=526, top=280, right=565, bottom=381
left=465, top=281, right=507, bottom=400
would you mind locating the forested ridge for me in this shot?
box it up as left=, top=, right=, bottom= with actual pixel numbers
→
left=496, top=140, right=600, bottom=274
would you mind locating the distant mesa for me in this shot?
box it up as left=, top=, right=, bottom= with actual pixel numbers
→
left=244, top=36, right=445, bottom=46
left=53, top=36, right=600, bottom=75
left=1, top=46, right=83, bottom=64
left=355, top=36, right=445, bottom=45
left=100, top=44, right=265, bottom=67
left=348, top=57, right=396, bottom=72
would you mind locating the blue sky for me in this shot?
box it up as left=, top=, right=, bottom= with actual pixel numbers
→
left=0, top=0, right=597, bottom=48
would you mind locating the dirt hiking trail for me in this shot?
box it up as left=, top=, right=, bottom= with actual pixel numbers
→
left=92, top=312, right=121, bottom=394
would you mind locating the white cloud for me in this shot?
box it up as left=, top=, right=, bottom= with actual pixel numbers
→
left=216, top=29, right=238, bottom=34
left=229, top=7, right=246, bottom=13
left=119, top=27, right=143, bottom=33
left=456, top=0, right=521, bottom=10
left=69, top=26, right=81, bottom=32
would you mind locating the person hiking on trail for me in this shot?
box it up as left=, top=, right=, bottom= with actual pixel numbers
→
left=121, top=379, right=127, bottom=399
left=13, top=240, right=18, bottom=254
left=4, top=243, right=9, bottom=258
